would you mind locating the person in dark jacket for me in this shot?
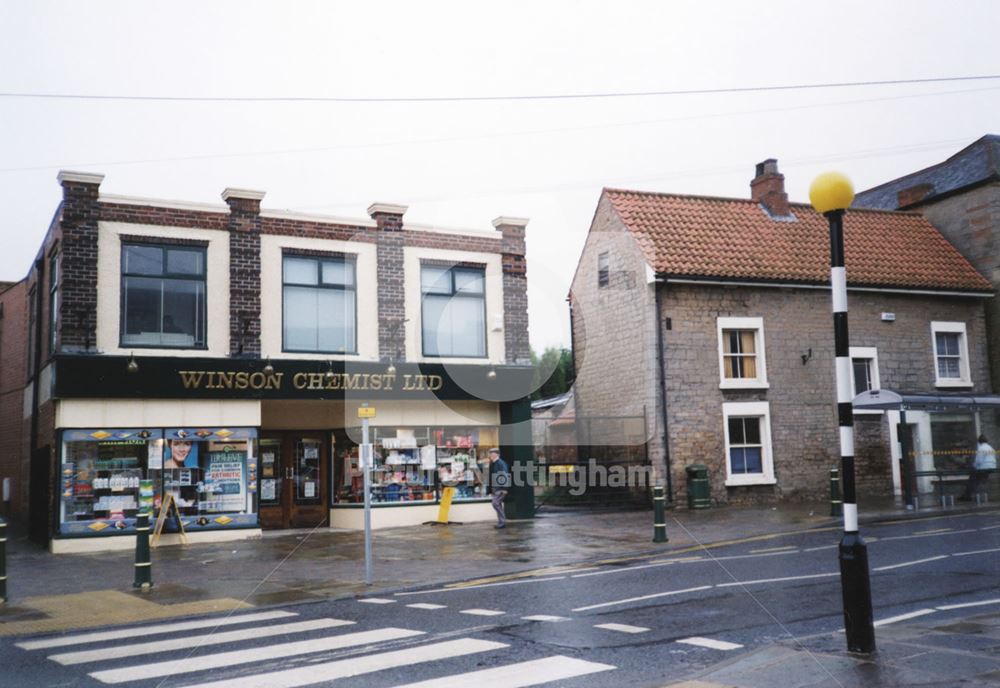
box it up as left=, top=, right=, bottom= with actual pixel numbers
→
left=486, top=448, right=510, bottom=528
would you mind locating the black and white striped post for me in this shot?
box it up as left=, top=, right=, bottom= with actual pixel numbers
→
left=810, top=172, right=876, bottom=654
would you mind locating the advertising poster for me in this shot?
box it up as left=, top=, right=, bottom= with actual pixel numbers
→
left=205, top=450, right=247, bottom=512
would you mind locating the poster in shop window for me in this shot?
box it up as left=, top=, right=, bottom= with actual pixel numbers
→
left=205, top=450, right=246, bottom=513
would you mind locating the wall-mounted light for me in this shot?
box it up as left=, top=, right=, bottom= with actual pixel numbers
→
left=487, top=368, right=497, bottom=380
left=386, top=361, right=397, bottom=376
left=262, top=356, right=274, bottom=376
left=325, top=360, right=336, bottom=381
left=801, top=348, right=813, bottom=365
left=126, top=352, right=139, bottom=374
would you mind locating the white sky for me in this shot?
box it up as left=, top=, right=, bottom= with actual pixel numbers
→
left=2, top=1, right=999, bottom=351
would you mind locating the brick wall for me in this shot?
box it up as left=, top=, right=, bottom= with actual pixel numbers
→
left=371, top=209, right=407, bottom=361
left=58, top=176, right=101, bottom=353
left=918, top=182, right=1000, bottom=391
left=569, top=194, right=665, bottom=484
left=0, top=281, right=27, bottom=520
left=495, top=219, right=531, bottom=364
left=660, top=283, right=992, bottom=503
left=225, top=194, right=263, bottom=357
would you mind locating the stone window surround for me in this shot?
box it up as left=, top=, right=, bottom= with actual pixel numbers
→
left=716, top=316, right=769, bottom=390
left=597, top=251, right=609, bottom=288
left=722, top=400, right=776, bottom=487
left=931, top=320, right=973, bottom=388
left=849, top=346, right=882, bottom=415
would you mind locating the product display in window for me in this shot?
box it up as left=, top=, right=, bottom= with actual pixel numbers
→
left=334, top=425, right=498, bottom=504
left=59, top=427, right=259, bottom=536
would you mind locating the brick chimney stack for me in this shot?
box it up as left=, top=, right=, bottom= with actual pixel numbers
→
left=750, top=159, right=791, bottom=217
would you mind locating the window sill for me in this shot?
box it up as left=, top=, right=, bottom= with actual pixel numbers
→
left=934, top=380, right=973, bottom=388
left=719, top=381, right=770, bottom=390
left=725, top=476, right=776, bottom=487
left=853, top=410, right=884, bottom=416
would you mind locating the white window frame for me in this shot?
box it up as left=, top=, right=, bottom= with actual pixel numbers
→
left=931, top=321, right=972, bottom=388
left=849, top=346, right=881, bottom=415
left=722, top=401, right=776, bottom=486
left=717, top=316, right=769, bottom=389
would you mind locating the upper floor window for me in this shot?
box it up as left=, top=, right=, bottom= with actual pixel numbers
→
left=717, top=317, right=768, bottom=389
left=48, top=253, right=59, bottom=354
left=421, top=264, right=486, bottom=358
left=282, top=255, right=357, bottom=354
left=597, top=252, right=609, bottom=288
left=931, top=321, right=971, bottom=387
left=121, top=243, right=206, bottom=348
left=849, top=346, right=880, bottom=396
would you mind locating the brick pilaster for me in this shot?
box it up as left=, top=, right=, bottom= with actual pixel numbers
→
left=223, top=188, right=265, bottom=357
left=369, top=203, right=408, bottom=361
left=493, top=216, right=530, bottom=364
left=57, top=171, right=103, bottom=353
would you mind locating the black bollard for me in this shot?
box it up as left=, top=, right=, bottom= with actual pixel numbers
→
left=653, top=485, right=669, bottom=543
left=830, top=468, right=842, bottom=517
left=133, top=512, right=153, bottom=590
left=0, top=516, right=6, bottom=603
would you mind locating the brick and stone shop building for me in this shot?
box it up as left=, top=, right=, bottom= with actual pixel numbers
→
left=569, top=160, right=995, bottom=505
left=1, top=171, right=534, bottom=552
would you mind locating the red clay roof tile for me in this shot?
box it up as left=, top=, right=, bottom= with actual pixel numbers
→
left=604, top=189, right=992, bottom=292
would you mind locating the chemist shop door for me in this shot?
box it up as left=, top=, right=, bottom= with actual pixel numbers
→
left=258, top=433, right=328, bottom=529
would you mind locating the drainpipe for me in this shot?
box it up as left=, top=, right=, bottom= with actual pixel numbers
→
left=654, top=279, right=674, bottom=503
left=29, top=258, right=45, bottom=456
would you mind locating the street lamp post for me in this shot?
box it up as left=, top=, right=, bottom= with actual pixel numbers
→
left=810, top=172, right=876, bottom=654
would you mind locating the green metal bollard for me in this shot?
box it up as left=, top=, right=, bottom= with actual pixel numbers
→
left=133, top=512, right=153, bottom=590
left=653, top=485, right=669, bottom=543
left=0, top=516, right=7, bottom=603
left=830, top=468, right=842, bottom=517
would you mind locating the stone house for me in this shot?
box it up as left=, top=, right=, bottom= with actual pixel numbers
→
left=569, top=160, right=995, bottom=505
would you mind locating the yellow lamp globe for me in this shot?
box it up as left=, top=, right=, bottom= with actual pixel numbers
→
left=809, top=171, right=855, bottom=213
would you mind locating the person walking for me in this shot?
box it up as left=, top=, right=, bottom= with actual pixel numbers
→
left=962, top=434, right=996, bottom=501
left=486, top=448, right=510, bottom=529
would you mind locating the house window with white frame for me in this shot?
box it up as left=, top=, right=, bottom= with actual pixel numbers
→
left=931, top=321, right=971, bottom=387
left=849, top=346, right=879, bottom=396
left=717, top=317, right=768, bottom=388
left=722, top=401, right=775, bottom=486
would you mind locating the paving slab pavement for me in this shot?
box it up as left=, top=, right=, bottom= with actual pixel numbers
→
left=671, top=610, right=1000, bottom=687
left=0, top=497, right=993, bottom=636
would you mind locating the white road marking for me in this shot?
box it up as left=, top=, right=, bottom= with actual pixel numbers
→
left=358, top=597, right=396, bottom=604
left=873, top=609, right=937, bottom=627
left=877, top=528, right=978, bottom=542
left=936, top=598, right=1000, bottom=611
left=179, top=638, right=507, bottom=688
left=716, top=572, right=838, bottom=588
left=952, top=547, right=1000, bottom=557
left=15, top=610, right=298, bottom=650
left=978, top=524, right=1000, bottom=530
left=89, top=627, right=424, bottom=684
left=571, top=550, right=797, bottom=579
left=388, top=655, right=615, bottom=687
left=49, top=618, right=353, bottom=665
left=872, top=555, right=948, bottom=572
left=395, top=576, right=566, bottom=595
left=522, top=615, right=568, bottom=622
left=460, top=609, right=506, bottom=616
left=749, top=546, right=797, bottom=554
left=676, top=636, right=743, bottom=651
left=594, top=623, right=649, bottom=634
left=407, top=603, right=447, bottom=610
left=803, top=544, right=838, bottom=552
left=572, top=585, right=712, bottom=612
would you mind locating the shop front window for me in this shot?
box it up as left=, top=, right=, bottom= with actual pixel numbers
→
left=59, top=427, right=258, bottom=536
left=334, top=426, right=499, bottom=504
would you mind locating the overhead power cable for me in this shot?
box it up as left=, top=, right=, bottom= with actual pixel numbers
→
left=0, top=75, right=998, bottom=103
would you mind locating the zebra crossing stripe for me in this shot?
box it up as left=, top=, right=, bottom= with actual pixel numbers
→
left=49, top=618, right=353, bottom=665
left=89, top=627, right=425, bottom=684
left=676, top=636, right=743, bottom=651
left=178, top=638, right=508, bottom=688
left=16, top=610, right=298, bottom=651
left=389, top=655, right=616, bottom=687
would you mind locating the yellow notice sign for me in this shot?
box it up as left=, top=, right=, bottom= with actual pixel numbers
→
left=436, top=486, right=456, bottom=524
left=357, top=406, right=376, bottom=419
left=548, top=465, right=575, bottom=474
